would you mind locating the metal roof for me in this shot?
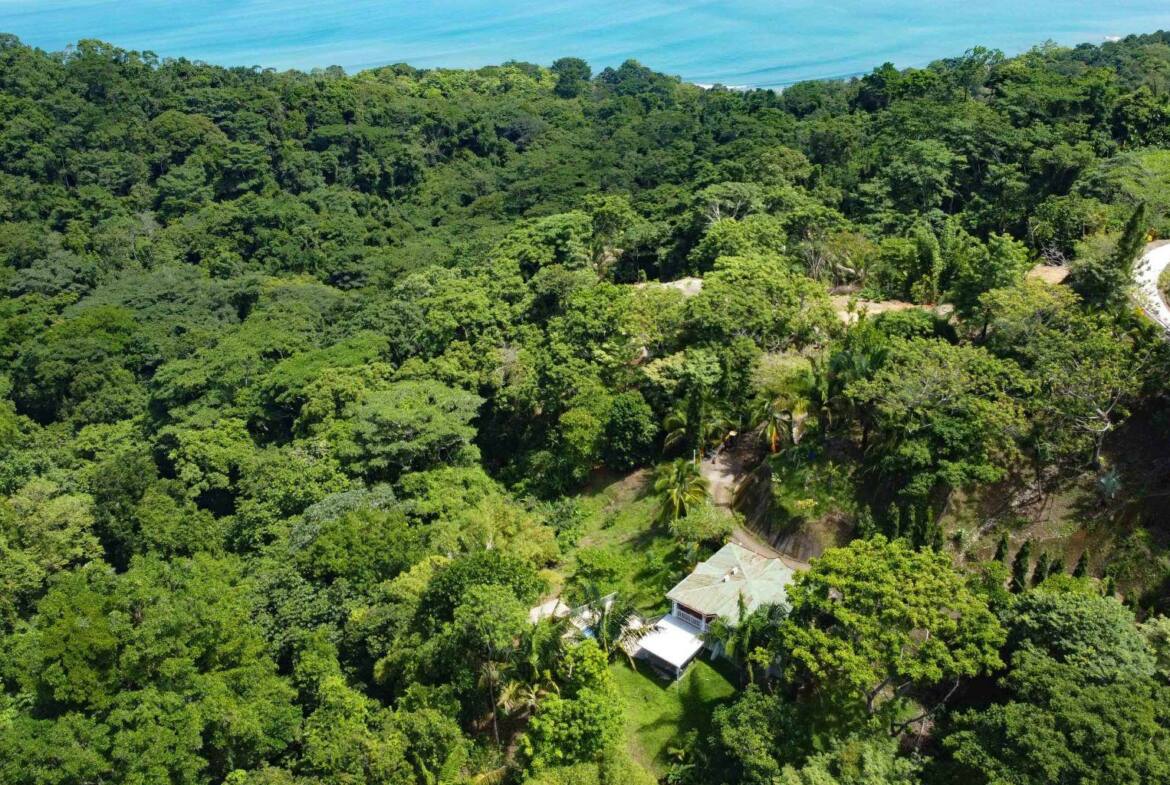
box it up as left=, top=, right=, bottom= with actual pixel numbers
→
left=636, top=614, right=705, bottom=670
left=666, top=542, right=794, bottom=623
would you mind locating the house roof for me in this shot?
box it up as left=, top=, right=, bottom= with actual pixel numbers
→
left=666, top=542, right=794, bottom=623
left=636, top=614, right=704, bottom=670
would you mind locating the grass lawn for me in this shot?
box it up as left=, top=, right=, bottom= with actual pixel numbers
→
left=608, top=656, right=739, bottom=776
left=560, top=469, right=701, bottom=614
left=552, top=471, right=740, bottom=775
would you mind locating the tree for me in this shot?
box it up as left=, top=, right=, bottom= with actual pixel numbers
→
left=704, top=597, right=786, bottom=686
left=0, top=478, right=101, bottom=625
left=336, top=379, right=483, bottom=481
left=709, top=686, right=805, bottom=785
left=1072, top=551, right=1089, bottom=578
left=943, top=658, right=1170, bottom=785
left=552, top=57, right=592, bottom=98
left=689, top=214, right=788, bottom=271
left=942, top=584, right=1169, bottom=785
left=453, top=584, right=528, bottom=747
left=575, top=584, right=646, bottom=665
left=753, top=353, right=814, bottom=452
left=948, top=228, right=1030, bottom=316
left=669, top=502, right=734, bottom=553
left=6, top=556, right=299, bottom=783
left=781, top=537, right=1005, bottom=730
left=1068, top=202, right=1147, bottom=308
left=686, top=255, right=839, bottom=351
left=296, top=667, right=414, bottom=785
left=978, top=280, right=1145, bottom=467
left=993, top=532, right=1010, bottom=563
left=1031, top=552, right=1051, bottom=588
left=1010, top=540, right=1033, bottom=593
left=601, top=391, right=658, bottom=470
left=1007, top=586, right=1156, bottom=683
left=12, top=305, right=140, bottom=424
left=1142, top=615, right=1170, bottom=682
left=520, top=641, right=623, bottom=773
left=654, top=459, right=709, bottom=522
left=845, top=339, right=1028, bottom=502
left=777, top=735, right=920, bottom=785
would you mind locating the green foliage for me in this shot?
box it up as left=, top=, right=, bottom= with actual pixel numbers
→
left=1068, top=202, right=1147, bottom=307
left=943, top=662, right=1170, bottom=785
left=521, top=641, right=624, bottom=772
left=669, top=502, right=735, bottom=548
left=782, top=537, right=1005, bottom=725
left=0, top=478, right=100, bottom=625
left=710, top=686, right=803, bottom=784
left=601, top=391, right=658, bottom=471
left=846, top=338, right=1029, bottom=500
left=1007, top=587, right=1156, bottom=683
left=335, top=379, right=483, bottom=481
left=654, top=459, right=709, bottom=522
left=777, top=735, right=921, bottom=785
left=3, top=556, right=299, bottom=783
left=978, top=279, right=1143, bottom=466
left=687, top=255, right=838, bottom=351
left=2, top=30, right=1170, bottom=785
left=940, top=587, right=1170, bottom=785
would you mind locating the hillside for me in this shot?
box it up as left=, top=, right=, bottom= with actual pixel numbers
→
left=1, top=31, right=1170, bottom=785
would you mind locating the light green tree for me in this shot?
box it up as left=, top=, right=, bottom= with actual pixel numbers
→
left=782, top=537, right=1005, bottom=731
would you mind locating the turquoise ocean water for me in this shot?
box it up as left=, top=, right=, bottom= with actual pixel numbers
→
left=2, top=1, right=1170, bottom=87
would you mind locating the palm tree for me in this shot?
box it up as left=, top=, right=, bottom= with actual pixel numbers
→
left=578, top=584, right=649, bottom=666
left=514, top=615, right=569, bottom=685
left=824, top=322, right=889, bottom=446
left=654, top=458, right=709, bottom=522
left=755, top=357, right=814, bottom=452
left=477, top=660, right=505, bottom=747
left=664, top=730, right=702, bottom=785
left=663, top=390, right=735, bottom=456
left=662, top=404, right=692, bottom=454
left=703, top=597, right=786, bottom=686
left=755, top=397, right=792, bottom=454
left=498, top=678, right=555, bottom=720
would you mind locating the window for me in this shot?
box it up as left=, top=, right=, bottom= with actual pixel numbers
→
left=674, top=603, right=704, bottom=629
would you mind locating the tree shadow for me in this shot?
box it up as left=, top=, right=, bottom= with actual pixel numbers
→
left=619, top=657, right=739, bottom=768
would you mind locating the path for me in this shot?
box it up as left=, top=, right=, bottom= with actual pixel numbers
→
left=1135, top=241, right=1170, bottom=333
left=700, top=444, right=809, bottom=570
left=700, top=450, right=739, bottom=507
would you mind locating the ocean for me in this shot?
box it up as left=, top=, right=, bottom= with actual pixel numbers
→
left=2, top=1, right=1170, bottom=88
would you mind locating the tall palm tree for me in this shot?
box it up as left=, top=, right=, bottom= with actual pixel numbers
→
left=477, top=660, right=505, bottom=747
left=513, top=615, right=569, bottom=686
left=663, top=390, right=735, bottom=456
left=755, top=358, right=814, bottom=452
left=654, top=458, right=709, bottom=522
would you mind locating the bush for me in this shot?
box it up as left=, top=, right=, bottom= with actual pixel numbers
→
left=669, top=501, right=735, bottom=546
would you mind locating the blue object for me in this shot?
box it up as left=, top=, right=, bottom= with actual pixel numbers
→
left=1, top=1, right=1168, bottom=88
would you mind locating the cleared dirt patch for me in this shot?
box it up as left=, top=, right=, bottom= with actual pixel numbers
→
left=829, top=295, right=953, bottom=324
left=634, top=276, right=704, bottom=297
left=1026, top=264, right=1070, bottom=284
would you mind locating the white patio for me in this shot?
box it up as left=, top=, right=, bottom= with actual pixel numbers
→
left=633, top=614, right=705, bottom=679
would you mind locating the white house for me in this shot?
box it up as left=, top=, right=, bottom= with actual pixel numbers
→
left=634, top=542, right=795, bottom=678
